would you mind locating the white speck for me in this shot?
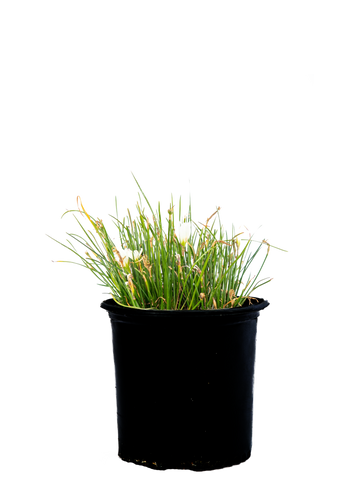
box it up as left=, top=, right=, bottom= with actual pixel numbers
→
left=96, top=448, right=116, bottom=468
left=303, top=71, right=317, bottom=90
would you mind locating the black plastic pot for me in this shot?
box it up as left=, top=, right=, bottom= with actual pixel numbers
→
left=101, top=297, right=269, bottom=471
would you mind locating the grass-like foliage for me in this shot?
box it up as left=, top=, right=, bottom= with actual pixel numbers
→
left=42, top=169, right=291, bottom=310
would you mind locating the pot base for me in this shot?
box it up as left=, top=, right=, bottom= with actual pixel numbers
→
left=116, top=452, right=254, bottom=475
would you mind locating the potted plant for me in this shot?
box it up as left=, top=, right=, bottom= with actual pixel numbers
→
left=49, top=175, right=285, bottom=471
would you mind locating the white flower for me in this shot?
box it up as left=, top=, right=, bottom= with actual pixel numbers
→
left=179, top=222, right=190, bottom=247
left=113, top=245, right=142, bottom=268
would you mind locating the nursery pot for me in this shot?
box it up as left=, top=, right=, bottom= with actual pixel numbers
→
left=101, top=297, right=269, bottom=471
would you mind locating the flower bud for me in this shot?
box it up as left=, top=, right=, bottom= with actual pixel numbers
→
left=235, top=236, right=241, bottom=255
